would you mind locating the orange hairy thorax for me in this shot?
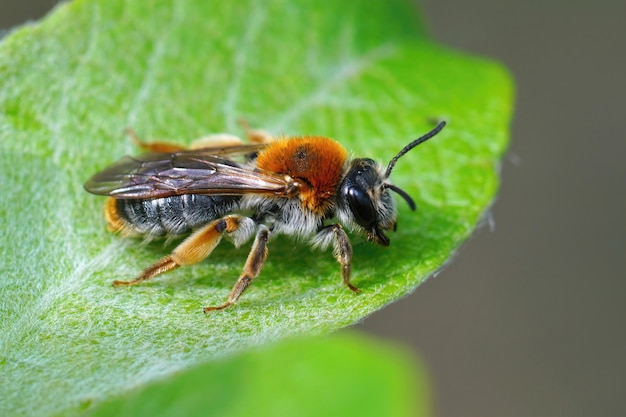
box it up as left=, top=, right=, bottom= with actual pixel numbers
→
left=255, top=136, right=348, bottom=214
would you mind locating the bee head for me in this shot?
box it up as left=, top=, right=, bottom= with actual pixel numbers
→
left=336, top=121, right=446, bottom=246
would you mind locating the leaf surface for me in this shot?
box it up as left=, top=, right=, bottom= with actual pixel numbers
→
left=0, top=0, right=513, bottom=415
left=85, top=333, right=430, bottom=417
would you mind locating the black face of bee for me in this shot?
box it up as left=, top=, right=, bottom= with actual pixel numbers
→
left=338, top=158, right=396, bottom=246
left=343, top=159, right=379, bottom=228
left=335, top=121, right=448, bottom=246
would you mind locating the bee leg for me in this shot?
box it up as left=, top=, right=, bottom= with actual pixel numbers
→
left=238, top=118, right=275, bottom=144
left=204, top=226, right=270, bottom=312
left=330, top=224, right=360, bottom=294
left=188, top=134, right=245, bottom=150
left=113, top=216, right=243, bottom=287
left=126, top=128, right=188, bottom=153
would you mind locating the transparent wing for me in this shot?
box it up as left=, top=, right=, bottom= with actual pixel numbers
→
left=84, top=149, right=292, bottom=199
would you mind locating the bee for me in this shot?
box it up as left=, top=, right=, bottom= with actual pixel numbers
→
left=84, top=121, right=446, bottom=312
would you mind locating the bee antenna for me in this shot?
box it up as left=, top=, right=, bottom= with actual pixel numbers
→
left=384, top=183, right=416, bottom=211
left=384, top=120, right=446, bottom=178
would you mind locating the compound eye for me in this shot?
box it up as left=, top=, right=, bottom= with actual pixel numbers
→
left=347, top=186, right=377, bottom=228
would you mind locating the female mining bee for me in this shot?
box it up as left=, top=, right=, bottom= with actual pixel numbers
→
left=84, top=121, right=446, bottom=312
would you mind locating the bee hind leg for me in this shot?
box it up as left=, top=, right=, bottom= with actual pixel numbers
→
left=126, top=128, right=246, bottom=152
left=204, top=225, right=270, bottom=312
left=113, top=216, right=245, bottom=287
left=126, top=128, right=188, bottom=153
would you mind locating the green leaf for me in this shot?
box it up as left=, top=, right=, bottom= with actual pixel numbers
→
left=84, top=332, right=430, bottom=417
left=0, top=0, right=513, bottom=415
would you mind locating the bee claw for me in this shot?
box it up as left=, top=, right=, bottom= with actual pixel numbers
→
left=348, top=284, right=361, bottom=294
left=203, top=302, right=232, bottom=314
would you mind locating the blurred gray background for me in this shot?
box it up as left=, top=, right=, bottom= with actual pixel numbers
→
left=2, top=1, right=624, bottom=416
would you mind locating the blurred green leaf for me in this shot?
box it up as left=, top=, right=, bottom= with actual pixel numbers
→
left=0, top=0, right=512, bottom=415
left=84, top=332, right=430, bottom=417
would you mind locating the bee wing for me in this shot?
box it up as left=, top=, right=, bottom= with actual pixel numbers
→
left=84, top=150, right=292, bottom=199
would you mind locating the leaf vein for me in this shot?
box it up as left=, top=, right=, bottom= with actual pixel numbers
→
left=221, top=3, right=268, bottom=131
left=268, top=43, right=397, bottom=131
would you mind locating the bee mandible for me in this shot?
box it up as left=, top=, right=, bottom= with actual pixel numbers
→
left=84, top=121, right=446, bottom=312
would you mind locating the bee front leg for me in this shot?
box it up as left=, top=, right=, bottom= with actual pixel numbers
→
left=204, top=225, right=270, bottom=312
left=113, top=215, right=247, bottom=287
left=321, top=224, right=360, bottom=294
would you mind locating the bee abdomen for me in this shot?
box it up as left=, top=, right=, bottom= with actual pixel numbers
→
left=112, top=195, right=240, bottom=236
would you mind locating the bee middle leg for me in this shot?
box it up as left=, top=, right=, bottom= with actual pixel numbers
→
left=204, top=226, right=270, bottom=312
left=238, top=118, right=275, bottom=144
left=113, top=215, right=249, bottom=287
